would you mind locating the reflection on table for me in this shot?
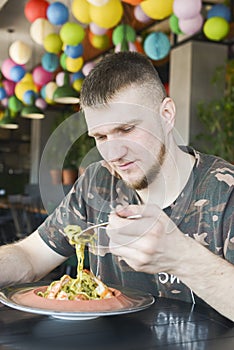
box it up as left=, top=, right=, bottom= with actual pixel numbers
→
left=0, top=296, right=234, bottom=350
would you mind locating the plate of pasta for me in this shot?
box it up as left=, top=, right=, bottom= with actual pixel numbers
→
left=0, top=224, right=154, bottom=320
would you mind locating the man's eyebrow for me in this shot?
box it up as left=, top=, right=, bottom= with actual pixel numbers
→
left=89, top=119, right=141, bottom=137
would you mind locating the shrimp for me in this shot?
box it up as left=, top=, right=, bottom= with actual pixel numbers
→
left=46, top=275, right=72, bottom=299
left=83, top=269, right=113, bottom=299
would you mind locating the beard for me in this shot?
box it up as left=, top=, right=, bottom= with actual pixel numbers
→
left=123, top=144, right=166, bottom=190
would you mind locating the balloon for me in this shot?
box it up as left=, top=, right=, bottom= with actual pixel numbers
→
left=66, top=56, right=84, bottom=73
left=2, top=80, right=15, bottom=96
left=23, top=90, right=36, bottom=105
left=24, top=0, right=49, bottom=22
left=114, top=42, right=137, bottom=52
left=60, top=53, right=67, bottom=70
left=88, top=31, right=111, bottom=50
left=89, top=22, right=107, bottom=35
left=0, top=87, right=6, bottom=100
left=207, top=4, right=231, bottom=22
left=203, top=17, right=230, bottom=41
left=44, top=33, right=63, bottom=54
left=179, top=13, right=203, bottom=35
left=89, top=0, right=123, bottom=29
left=15, top=79, right=37, bottom=102
left=144, top=32, right=170, bottom=60
left=47, top=2, right=69, bottom=25
left=30, top=18, right=55, bottom=45
left=82, top=61, right=95, bottom=76
left=65, top=43, right=83, bottom=58
left=1, top=58, right=16, bottom=80
left=173, top=0, right=201, bottom=20
left=9, top=65, right=26, bottom=82
left=169, top=14, right=183, bottom=34
left=72, top=0, right=91, bottom=24
left=9, top=40, right=32, bottom=65
left=41, top=52, right=59, bottom=72
left=71, top=71, right=85, bottom=82
left=60, top=22, right=85, bottom=46
left=8, top=95, right=23, bottom=112
left=33, top=66, right=53, bottom=87
left=140, top=0, right=173, bottom=20
left=121, top=0, right=142, bottom=5
left=134, top=5, right=151, bottom=23
left=87, top=0, right=109, bottom=5
left=73, top=78, right=84, bottom=92
left=56, top=72, right=66, bottom=86
left=45, top=81, right=57, bottom=102
left=1, top=98, right=8, bottom=107
left=35, top=97, right=47, bottom=110
left=112, top=24, right=136, bottom=45
left=40, top=85, right=47, bottom=99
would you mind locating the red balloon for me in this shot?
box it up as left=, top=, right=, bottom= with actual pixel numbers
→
left=24, top=0, right=49, bottom=23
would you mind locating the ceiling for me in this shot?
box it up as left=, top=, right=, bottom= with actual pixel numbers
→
left=0, top=0, right=226, bottom=72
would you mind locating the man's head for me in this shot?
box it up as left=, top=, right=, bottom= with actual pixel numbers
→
left=80, top=51, right=167, bottom=108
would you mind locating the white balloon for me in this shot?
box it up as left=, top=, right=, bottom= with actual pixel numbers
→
left=9, top=40, right=32, bottom=65
left=30, top=18, right=55, bottom=45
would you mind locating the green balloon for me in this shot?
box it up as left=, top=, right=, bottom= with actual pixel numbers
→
left=112, top=24, right=136, bottom=46
left=203, top=17, right=230, bottom=41
left=8, top=95, right=23, bottom=113
left=60, top=53, right=67, bottom=70
left=169, top=14, right=183, bottom=35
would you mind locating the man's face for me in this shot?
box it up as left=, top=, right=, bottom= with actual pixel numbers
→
left=84, top=88, right=167, bottom=190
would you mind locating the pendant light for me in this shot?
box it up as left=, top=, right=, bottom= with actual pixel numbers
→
left=0, top=109, right=19, bottom=129
left=53, top=72, right=79, bottom=104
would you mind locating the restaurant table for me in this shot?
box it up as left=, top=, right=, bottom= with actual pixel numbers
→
left=1, top=296, right=234, bottom=350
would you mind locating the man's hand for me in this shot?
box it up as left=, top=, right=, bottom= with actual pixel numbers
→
left=106, top=204, right=186, bottom=275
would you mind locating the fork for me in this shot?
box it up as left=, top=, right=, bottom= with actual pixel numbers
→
left=74, top=214, right=142, bottom=243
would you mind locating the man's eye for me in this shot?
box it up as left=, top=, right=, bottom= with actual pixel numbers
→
left=122, top=125, right=134, bottom=133
left=95, top=135, right=106, bottom=141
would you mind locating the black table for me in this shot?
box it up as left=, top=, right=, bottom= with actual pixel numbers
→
left=1, top=297, right=234, bottom=350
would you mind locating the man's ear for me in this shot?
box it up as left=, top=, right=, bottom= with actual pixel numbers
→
left=159, top=97, right=176, bottom=133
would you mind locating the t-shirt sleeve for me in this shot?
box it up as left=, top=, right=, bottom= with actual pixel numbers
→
left=38, top=172, right=89, bottom=257
left=222, top=187, right=234, bottom=263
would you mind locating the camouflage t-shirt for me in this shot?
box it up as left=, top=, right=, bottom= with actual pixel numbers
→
left=38, top=147, right=234, bottom=304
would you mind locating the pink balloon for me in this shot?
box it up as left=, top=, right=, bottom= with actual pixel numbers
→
left=35, top=97, right=47, bottom=110
left=179, top=13, right=203, bottom=35
left=82, top=62, right=95, bottom=76
left=1, top=58, right=16, bottom=80
left=2, top=79, right=16, bottom=96
left=173, top=0, right=202, bottom=20
left=32, top=65, right=53, bottom=87
left=89, top=22, right=107, bottom=35
left=1, top=97, right=8, bottom=107
left=134, top=5, right=151, bottom=23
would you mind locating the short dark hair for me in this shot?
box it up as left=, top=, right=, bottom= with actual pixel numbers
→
left=80, top=51, right=166, bottom=107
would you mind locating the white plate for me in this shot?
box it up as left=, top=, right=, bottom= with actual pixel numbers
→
left=0, top=282, right=155, bottom=320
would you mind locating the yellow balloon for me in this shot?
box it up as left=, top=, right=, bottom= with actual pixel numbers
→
left=90, top=0, right=123, bottom=29
left=72, top=0, right=91, bottom=24
left=90, top=33, right=110, bottom=49
left=73, top=78, right=84, bottom=91
left=15, top=81, right=37, bottom=102
left=66, top=56, right=84, bottom=73
left=140, top=0, right=173, bottom=20
left=44, top=33, right=63, bottom=54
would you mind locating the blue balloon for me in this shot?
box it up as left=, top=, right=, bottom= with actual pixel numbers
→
left=207, top=4, right=231, bottom=22
left=9, top=65, right=25, bottom=82
left=144, top=32, right=170, bottom=61
left=40, top=85, right=47, bottom=100
left=42, top=52, right=59, bottom=72
left=23, top=90, right=36, bottom=105
left=65, top=43, right=84, bottom=58
left=0, top=87, right=6, bottom=100
left=71, top=70, right=85, bottom=82
left=47, top=2, right=69, bottom=25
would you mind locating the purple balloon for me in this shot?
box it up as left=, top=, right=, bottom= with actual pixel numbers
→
left=89, top=22, right=107, bottom=35
left=35, top=97, right=47, bottom=110
left=134, top=5, right=151, bottom=23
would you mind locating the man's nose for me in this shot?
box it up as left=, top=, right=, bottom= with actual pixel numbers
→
left=98, top=139, right=127, bottom=162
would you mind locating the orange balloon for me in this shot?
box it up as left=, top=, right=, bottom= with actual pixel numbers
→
left=121, top=0, right=142, bottom=5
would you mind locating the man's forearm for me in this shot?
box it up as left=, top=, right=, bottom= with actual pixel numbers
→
left=174, top=235, right=234, bottom=321
left=0, top=243, right=35, bottom=288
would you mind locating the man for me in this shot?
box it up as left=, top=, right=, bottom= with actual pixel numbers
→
left=0, top=52, right=233, bottom=321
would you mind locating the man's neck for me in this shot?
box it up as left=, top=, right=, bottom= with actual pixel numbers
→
left=136, top=145, right=195, bottom=209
